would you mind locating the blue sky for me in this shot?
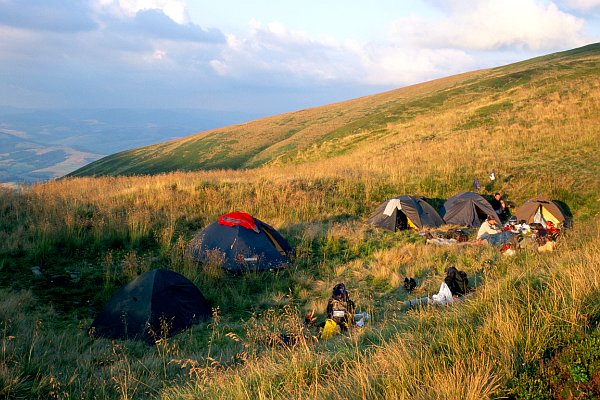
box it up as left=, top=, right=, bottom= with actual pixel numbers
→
left=1, top=0, right=599, bottom=117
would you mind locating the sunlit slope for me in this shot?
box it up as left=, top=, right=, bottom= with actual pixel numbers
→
left=69, top=43, right=600, bottom=177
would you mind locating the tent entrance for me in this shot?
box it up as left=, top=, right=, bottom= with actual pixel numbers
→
left=396, top=211, right=408, bottom=231
left=474, top=206, right=489, bottom=224
left=534, top=206, right=561, bottom=225
left=541, top=206, right=561, bottom=225
left=395, top=211, right=417, bottom=231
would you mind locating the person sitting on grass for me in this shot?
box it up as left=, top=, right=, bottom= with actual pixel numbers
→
left=477, top=215, right=501, bottom=241
left=490, top=192, right=508, bottom=222
left=477, top=215, right=515, bottom=247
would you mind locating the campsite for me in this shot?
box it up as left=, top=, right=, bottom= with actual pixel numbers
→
left=0, top=44, right=599, bottom=399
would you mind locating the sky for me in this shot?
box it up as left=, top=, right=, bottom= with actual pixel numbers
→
left=1, top=0, right=599, bottom=117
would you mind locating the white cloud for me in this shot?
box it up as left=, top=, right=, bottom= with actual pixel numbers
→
left=0, top=0, right=597, bottom=112
left=207, top=0, right=593, bottom=90
left=152, top=49, right=166, bottom=60
left=92, top=0, right=190, bottom=24
left=565, top=0, right=600, bottom=10
left=391, top=0, right=586, bottom=50
left=354, top=45, right=474, bottom=86
left=0, top=0, right=226, bottom=109
left=209, top=21, right=355, bottom=84
left=208, top=19, right=477, bottom=87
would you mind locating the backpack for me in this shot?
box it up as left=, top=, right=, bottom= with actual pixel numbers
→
left=444, top=266, right=469, bottom=296
left=327, top=283, right=355, bottom=329
left=403, top=277, right=417, bottom=292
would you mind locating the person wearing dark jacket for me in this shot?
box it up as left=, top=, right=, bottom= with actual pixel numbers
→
left=490, top=193, right=508, bottom=221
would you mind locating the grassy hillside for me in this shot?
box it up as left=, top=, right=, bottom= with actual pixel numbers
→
left=70, top=43, right=600, bottom=177
left=1, top=44, right=599, bottom=399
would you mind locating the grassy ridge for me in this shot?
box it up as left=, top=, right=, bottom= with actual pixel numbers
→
left=0, top=44, right=599, bottom=398
left=70, top=43, right=600, bottom=177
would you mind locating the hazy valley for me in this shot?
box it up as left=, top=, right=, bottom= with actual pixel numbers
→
left=0, top=108, right=257, bottom=185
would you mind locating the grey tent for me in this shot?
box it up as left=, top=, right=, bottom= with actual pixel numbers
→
left=439, top=192, right=500, bottom=228
left=190, top=212, right=292, bottom=272
left=368, top=195, right=444, bottom=231
left=515, top=198, right=569, bottom=227
left=90, top=269, right=211, bottom=342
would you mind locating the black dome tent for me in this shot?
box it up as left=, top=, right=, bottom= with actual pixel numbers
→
left=439, top=192, right=500, bottom=228
left=89, top=269, right=211, bottom=343
left=190, top=212, right=292, bottom=272
left=368, top=195, right=444, bottom=231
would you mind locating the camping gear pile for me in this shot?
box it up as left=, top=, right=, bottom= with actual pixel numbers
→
left=326, top=283, right=356, bottom=330
left=496, top=198, right=567, bottom=254
left=313, top=283, right=370, bottom=339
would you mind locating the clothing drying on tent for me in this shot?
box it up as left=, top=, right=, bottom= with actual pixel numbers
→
left=190, top=212, right=292, bottom=272
left=439, top=192, right=500, bottom=228
left=368, top=195, right=444, bottom=231
left=514, top=198, right=569, bottom=228
left=89, top=269, right=211, bottom=343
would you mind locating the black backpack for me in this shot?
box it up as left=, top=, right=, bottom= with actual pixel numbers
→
left=444, top=266, right=469, bottom=296
left=403, top=277, right=417, bottom=292
left=327, top=283, right=355, bottom=329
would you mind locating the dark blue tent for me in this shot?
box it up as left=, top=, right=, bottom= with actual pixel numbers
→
left=190, top=212, right=292, bottom=272
left=90, top=269, right=211, bottom=342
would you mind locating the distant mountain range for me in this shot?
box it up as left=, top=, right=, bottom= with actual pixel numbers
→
left=0, top=108, right=257, bottom=185
left=68, top=43, right=600, bottom=178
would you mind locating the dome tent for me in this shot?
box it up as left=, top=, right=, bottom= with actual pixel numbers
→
left=190, top=212, right=292, bottom=272
left=515, top=197, right=569, bottom=227
left=368, top=195, right=444, bottom=231
left=89, top=269, right=211, bottom=343
left=439, top=192, right=500, bottom=228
